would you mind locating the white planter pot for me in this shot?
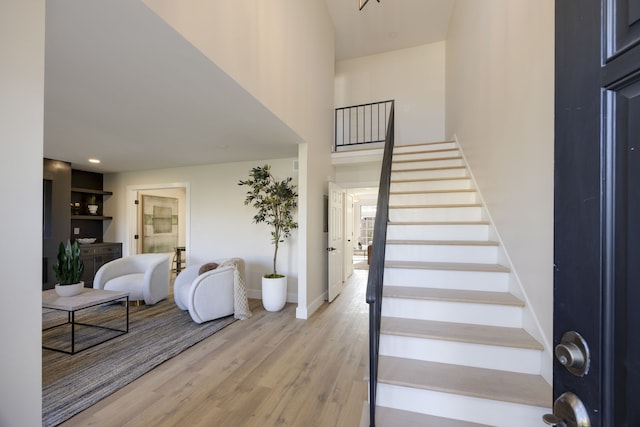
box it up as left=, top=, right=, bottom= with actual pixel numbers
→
left=87, top=204, right=98, bottom=215
left=261, top=276, right=287, bottom=312
left=55, top=281, right=84, bottom=297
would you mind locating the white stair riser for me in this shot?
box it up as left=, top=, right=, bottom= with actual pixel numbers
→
left=393, top=158, right=464, bottom=170
left=393, top=150, right=460, bottom=161
left=384, top=268, right=508, bottom=292
left=394, top=142, right=458, bottom=153
left=389, top=206, right=483, bottom=222
left=390, top=179, right=473, bottom=192
left=392, top=168, right=468, bottom=180
left=389, top=192, right=478, bottom=205
left=379, top=334, right=541, bottom=375
left=382, top=298, right=523, bottom=328
left=386, top=224, right=490, bottom=241
left=375, top=384, right=549, bottom=427
left=385, top=244, right=498, bottom=264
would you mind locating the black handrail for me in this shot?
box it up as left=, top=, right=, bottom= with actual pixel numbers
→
left=334, top=100, right=394, bottom=150
left=366, top=101, right=395, bottom=427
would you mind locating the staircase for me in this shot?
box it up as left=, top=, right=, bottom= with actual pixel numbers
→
left=364, top=141, right=551, bottom=426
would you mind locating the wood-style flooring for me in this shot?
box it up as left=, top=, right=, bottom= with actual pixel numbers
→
left=60, top=270, right=370, bottom=427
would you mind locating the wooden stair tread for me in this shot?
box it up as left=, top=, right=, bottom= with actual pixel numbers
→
left=381, top=317, right=542, bottom=349
left=391, top=176, right=471, bottom=183
left=393, top=147, right=460, bottom=156
left=388, top=220, right=490, bottom=226
left=389, top=203, right=482, bottom=209
left=363, top=403, right=490, bottom=427
left=391, top=165, right=466, bottom=173
left=393, top=155, right=462, bottom=164
left=386, top=239, right=498, bottom=246
left=383, top=286, right=524, bottom=306
left=396, top=141, right=456, bottom=148
left=378, top=356, right=551, bottom=408
left=385, top=260, right=510, bottom=272
left=390, top=188, right=476, bottom=195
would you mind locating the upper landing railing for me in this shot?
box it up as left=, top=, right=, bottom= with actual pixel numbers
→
left=334, top=100, right=394, bottom=151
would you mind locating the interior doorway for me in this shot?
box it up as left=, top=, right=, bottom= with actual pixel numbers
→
left=349, top=188, right=378, bottom=271
left=126, top=183, right=190, bottom=271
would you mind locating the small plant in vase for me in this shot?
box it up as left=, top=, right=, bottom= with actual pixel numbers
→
left=52, top=240, right=85, bottom=296
left=239, top=165, right=298, bottom=311
left=86, top=194, right=99, bottom=215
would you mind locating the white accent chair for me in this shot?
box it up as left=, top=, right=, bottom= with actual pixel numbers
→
left=93, top=253, right=171, bottom=305
left=173, top=260, right=236, bottom=324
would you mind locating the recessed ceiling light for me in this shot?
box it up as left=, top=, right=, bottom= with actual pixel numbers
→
left=88, top=158, right=101, bottom=164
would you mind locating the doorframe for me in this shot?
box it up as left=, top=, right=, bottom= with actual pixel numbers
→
left=126, top=182, right=190, bottom=259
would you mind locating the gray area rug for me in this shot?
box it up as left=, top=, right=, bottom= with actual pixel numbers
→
left=42, top=296, right=236, bottom=426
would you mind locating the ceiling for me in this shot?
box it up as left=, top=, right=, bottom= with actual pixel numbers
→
left=43, top=0, right=453, bottom=174
left=326, top=0, right=454, bottom=61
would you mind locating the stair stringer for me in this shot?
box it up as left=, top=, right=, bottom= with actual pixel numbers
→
left=451, top=135, right=553, bottom=384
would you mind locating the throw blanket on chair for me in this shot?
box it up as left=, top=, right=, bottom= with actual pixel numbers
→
left=218, top=257, right=252, bottom=320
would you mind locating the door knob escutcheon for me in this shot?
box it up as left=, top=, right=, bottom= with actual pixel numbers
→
left=543, top=392, right=590, bottom=427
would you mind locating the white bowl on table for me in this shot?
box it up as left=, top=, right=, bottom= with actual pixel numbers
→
left=76, top=238, right=96, bottom=245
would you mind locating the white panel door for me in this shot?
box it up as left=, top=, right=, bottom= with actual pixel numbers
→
left=328, top=182, right=345, bottom=302
left=344, top=193, right=354, bottom=279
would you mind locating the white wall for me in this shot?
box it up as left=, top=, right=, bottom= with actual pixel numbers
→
left=446, top=0, right=554, bottom=362
left=104, top=158, right=300, bottom=302
left=0, top=1, right=45, bottom=425
left=335, top=42, right=446, bottom=145
left=335, top=162, right=383, bottom=188
left=143, top=0, right=335, bottom=318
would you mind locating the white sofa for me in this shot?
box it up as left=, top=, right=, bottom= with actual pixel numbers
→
left=173, top=260, right=238, bottom=324
left=93, top=253, right=171, bottom=305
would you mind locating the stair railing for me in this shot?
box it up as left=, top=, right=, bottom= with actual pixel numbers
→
left=334, top=100, right=394, bottom=150
left=366, top=100, right=395, bottom=427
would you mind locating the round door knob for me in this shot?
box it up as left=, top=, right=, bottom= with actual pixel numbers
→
left=542, top=392, right=591, bottom=427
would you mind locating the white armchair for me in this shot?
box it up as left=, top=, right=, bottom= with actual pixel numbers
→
left=93, top=253, right=171, bottom=305
left=173, top=259, right=238, bottom=324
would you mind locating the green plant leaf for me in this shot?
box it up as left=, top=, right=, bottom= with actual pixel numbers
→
left=239, top=165, right=298, bottom=276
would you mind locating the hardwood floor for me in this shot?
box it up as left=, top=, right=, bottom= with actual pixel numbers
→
left=60, top=270, right=370, bottom=427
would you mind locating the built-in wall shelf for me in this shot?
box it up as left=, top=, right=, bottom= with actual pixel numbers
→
left=70, top=170, right=115, bottom=242
left=71, top=187, right=113, bottom=196
left=71, top=215, right=113, bottom=221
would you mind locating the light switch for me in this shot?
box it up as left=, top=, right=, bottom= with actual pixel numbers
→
left=74, top=228, right=80, bottom=235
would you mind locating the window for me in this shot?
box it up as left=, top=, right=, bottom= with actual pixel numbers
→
left=359, top=205, right=376, bottom=248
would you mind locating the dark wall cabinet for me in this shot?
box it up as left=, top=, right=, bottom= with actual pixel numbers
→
left=80, top=242, right=122, bottom=288
left=70, top=170, right=121, bottom=288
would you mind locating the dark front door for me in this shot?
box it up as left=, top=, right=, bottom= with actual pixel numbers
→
left=554, top=0, right=640, bottom=426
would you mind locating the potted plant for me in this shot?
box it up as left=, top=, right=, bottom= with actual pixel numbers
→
left=239, top=165, right=298, bottom=311
left=52, top=240, right=85, bottom=296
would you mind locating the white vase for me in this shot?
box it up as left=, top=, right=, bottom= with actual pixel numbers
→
left=87, top=204, right=98, bottom=215
left=55, top=281, right=84, bottom=297
left=261, top=276, right=287, bottom=312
